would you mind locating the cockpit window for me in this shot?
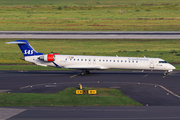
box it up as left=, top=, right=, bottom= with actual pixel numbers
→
left=159, top=61, right=168, bottom=63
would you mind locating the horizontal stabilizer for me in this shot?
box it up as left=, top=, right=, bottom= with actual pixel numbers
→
left=6, top=41, right=27, bottom=44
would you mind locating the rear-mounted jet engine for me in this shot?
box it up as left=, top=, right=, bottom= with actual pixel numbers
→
left=39, top=53, right=59, bottom=62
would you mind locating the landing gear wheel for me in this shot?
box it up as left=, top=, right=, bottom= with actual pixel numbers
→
left=164, top=71, right=168, bottom=76
left=85, top=70, right=90, bottom=74
left=80, top=70, right=90, bottom=76
left=80, top=71, right=85, bottom=76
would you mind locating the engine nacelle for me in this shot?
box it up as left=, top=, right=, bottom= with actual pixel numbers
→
left=44, top=54, right=54, bottom=62
left=39, top=53, right=59, bottom=62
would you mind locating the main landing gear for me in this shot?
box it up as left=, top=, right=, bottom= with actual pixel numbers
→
left=80, top=70, right=90, bottom=76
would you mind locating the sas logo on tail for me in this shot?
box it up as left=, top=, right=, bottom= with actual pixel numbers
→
left=24, top=50, right=33, bottom=54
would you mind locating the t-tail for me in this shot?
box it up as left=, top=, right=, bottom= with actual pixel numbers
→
left=6, top=40, right=43, bottom=56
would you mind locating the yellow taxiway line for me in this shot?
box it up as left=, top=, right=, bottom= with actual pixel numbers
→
left=70, top=74, right=77, bottom=78
left=163, top=72, right=172, bottom=78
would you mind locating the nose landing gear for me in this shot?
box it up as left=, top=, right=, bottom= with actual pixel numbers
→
left=164, top=70, right=173, bottom=75
left=164, top=71, right=168, bottom=76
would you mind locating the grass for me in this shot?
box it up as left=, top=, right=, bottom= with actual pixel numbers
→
left=0, top=0, right=179, bottom=6
left=0, top=87, right=142, bottom=107
left=1, top=19, right=180, bottom=31
left=174, top=65, right=180, bottom=70
left=0, top=65, right=69, bottom=71
left=0, top=0, right=180, bottom=31
left=1, top=39, right=180, bottom=65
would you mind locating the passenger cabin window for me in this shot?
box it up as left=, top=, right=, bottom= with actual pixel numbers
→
left=65, top=58, right=67, bottom=61
left=121, top=60, right=123, bottom=62
left=136, top=61, right=138, bottom=63
left=125, top=60, right=126, bottom=62
left=85, top=59, right=87, bottom=61
left=110, top=60, right=111, bottom=62
left=99, top=59, right=101, bottom=62
left=81, top=59, right=83, bottom=61
left=159, top=61, right=167, bottom=63
left=113, top=60, right=115, bottom=62
left=74, top=59, right=75, bottom=61
left=103, top=60, right=105, bottom=62
left=117, top=60, right=119, bottom=62
left=106, top=60, right=108, bottom=62
left=77, top=59, right=79, bottom=61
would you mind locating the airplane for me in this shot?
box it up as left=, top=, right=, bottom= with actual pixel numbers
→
left=6, top=40, right=176, bottom=75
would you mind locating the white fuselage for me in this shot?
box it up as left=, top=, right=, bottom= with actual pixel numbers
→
left=25, top=55, right=175, bottom=72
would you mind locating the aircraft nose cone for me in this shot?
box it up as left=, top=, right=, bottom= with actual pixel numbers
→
left=168, top=64, right=176, bottom=70
left=172, top=66, right=176, bottom=70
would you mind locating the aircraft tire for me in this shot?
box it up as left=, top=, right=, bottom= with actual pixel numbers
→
left=85, top=70, right=90, bottom=74
left=80, top=71, right=85, bottom=76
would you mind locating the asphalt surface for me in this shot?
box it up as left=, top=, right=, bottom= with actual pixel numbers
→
left=1, top=31, right=180, bottom=39
left=0, top=70, right=180, bottom=120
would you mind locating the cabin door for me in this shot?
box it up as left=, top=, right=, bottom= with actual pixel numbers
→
left=149, top=60, right=154, bottom=69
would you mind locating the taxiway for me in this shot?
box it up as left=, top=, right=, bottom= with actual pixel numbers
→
left=0, top=70, right=180, bottom=120
left=1, top=31, right=180, bottom=39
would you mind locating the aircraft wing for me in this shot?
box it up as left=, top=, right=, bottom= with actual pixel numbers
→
left=64, top=65, right=109, bottom=70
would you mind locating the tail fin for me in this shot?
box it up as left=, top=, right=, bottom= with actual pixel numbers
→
left=6, top=40, right=43, bottom=56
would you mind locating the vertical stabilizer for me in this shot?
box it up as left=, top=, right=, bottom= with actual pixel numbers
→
left=6, top=40, right=43, bottom=56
